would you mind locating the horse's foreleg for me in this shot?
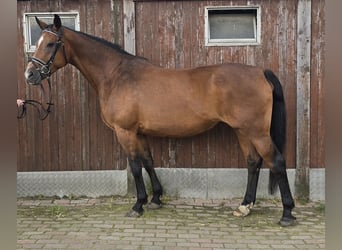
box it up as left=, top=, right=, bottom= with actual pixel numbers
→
left=138, top=136, right=163, bottom=208
left=141, top=153, right=163, bottom=208
left=127, top=156, right=148, bottom=216
left=114, top=127, right=148, bottom=217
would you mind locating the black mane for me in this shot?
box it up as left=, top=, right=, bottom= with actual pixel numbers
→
left=64, top=27, right=133, bottom=57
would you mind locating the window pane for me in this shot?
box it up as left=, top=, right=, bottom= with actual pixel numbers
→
left=61, top=18, right=76, bottom=30
left=209, top=9, right=256, bottom=40
left=29, top=17, right=51, bottom=46
left=28, top=16, right=76, bottom=46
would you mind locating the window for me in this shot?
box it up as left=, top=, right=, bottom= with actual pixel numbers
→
left=205, top=6, right=260, bottom=46
left=23, top=12, right=80, bottom=52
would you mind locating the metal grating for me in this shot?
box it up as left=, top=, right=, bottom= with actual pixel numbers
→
left=17, top=170, right=127, bottom=198
left=310, top=169, right=325, bottom=201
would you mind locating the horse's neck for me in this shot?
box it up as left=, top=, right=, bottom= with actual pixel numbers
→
left=65, top=29, right=125, bottom=96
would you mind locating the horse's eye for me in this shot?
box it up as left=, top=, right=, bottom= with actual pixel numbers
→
left=47, top=42, right=55, bottom=48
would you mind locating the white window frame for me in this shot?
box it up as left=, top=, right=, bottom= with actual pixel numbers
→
left=23, top=12, right=80, bottom=53
left=205, top=6, right=261, bottom=46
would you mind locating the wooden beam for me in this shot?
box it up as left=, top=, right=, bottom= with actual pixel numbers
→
left=123, top=0, right=136, bottom=55
left=296, top=0, right=311, bottom=199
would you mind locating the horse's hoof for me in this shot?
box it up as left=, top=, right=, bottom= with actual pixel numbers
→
left=232, top=203, right=253, bottom=217
left=146, top=202, right=162, bottom=210
left=279, top=215, right=297, bottom=227
left=125, top=209, right=143, bottom=218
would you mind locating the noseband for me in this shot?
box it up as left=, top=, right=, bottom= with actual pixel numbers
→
left=18, top=29, right=67, bottom=120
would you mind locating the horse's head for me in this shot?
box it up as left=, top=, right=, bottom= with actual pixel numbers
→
left=25, top=14, right=68, bottom=85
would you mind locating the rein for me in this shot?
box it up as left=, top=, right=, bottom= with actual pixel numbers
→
left=17, top=78, right=53, bottom=120
left=17, top=29, right=66, bottom=120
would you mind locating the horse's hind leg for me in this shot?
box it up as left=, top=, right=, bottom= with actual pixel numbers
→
left=252, top=135, right=296, bottom=226
left=233, top=130, right=262, bottom=217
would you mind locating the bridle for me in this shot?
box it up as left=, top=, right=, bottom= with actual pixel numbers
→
left=18, top=28, right=67, bottom=120
left=29, top=29, right=67, bottom=79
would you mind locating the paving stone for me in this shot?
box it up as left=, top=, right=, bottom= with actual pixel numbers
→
left=17, top=197, right=325, bottom=249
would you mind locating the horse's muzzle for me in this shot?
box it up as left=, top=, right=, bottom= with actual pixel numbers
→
left=25, top=68, right=42, bottom=85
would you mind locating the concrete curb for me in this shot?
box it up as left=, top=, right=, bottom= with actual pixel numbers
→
left=17, top=168, right=325, bottom=201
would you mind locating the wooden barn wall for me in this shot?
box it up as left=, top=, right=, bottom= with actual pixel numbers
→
left=17, top=0, right=325, bottom=172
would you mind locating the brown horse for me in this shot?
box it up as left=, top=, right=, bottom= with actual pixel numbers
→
left=24, top=15, right=296, bottom=226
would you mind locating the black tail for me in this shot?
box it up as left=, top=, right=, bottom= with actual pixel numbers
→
left=264, top=69, right=286, bottom=195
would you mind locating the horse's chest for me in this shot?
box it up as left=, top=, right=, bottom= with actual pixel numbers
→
left=100, top=98, right=138, bottom=130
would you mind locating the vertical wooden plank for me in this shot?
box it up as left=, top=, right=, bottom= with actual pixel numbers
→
left=95, top=0, right=108, bottom=170
left=278, top=0, right=287, bottom=87
left=214, top=123, right=224, bottom=168
left=78, top=0, right=90, bottom=171
left=156, top=1, right=169, bottom=167
left=151, top=2, right=163, bottom=167
left=189, top=0, right=199, bottom=167
left=165, top=1, right=177, bottom=167
left=36, top=0, right=51, bottom=171
left=206, top=0, right=222, bottom=168
left=116, top=0, right=128, bottom=170
left=174, top=1, right=184, bottom=69
left=310, top=0, right=319, bottom=169
left=316, top=0, right=325, bottom=169
left=104, top=0, right=116, bottom=170
left=56, top=69, right=67, bottom=171
left=182, top=0, right=192, bottom=68
left=180, top=0, right=195, bottom=168
left=284, top=0, right=297, bottom=168
left=86, top=0, right=98, bottom=170
left=296, top=0, right=311, bottom=198
left=111, top=0, right=124, bottom=47
left=65, top=0, right=82, bottom=171
left=110, top=0, right=125, bottom=170
left=191, top=0, right=208, bottom=168
left=262, top=0, right=272, bottom=70
left=310, top=0, right=325, bottom=168
left=54, top=0, right=75, bottom=172
left=172, top=1, right=186, bottom=167
left=47, top=54, right=60, bottom=171
left=166, top=1, right=176, bottom=68
left=123, top=0, right=136, bottom=55
left=271, top=0, right=280, bottom=73
left=35, top=2, right=54, bottom=171
left=94, top=0, right=112, bottom=170
left=134, top=1, right=143, bottom=56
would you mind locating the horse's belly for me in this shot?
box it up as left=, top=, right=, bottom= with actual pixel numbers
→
left=138, top=117, right=218, bottom=138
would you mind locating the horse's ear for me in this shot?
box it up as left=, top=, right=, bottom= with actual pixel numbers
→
left=35, top=16, right=48, bottom=30
left=53, top=14, right=62, bottom=30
